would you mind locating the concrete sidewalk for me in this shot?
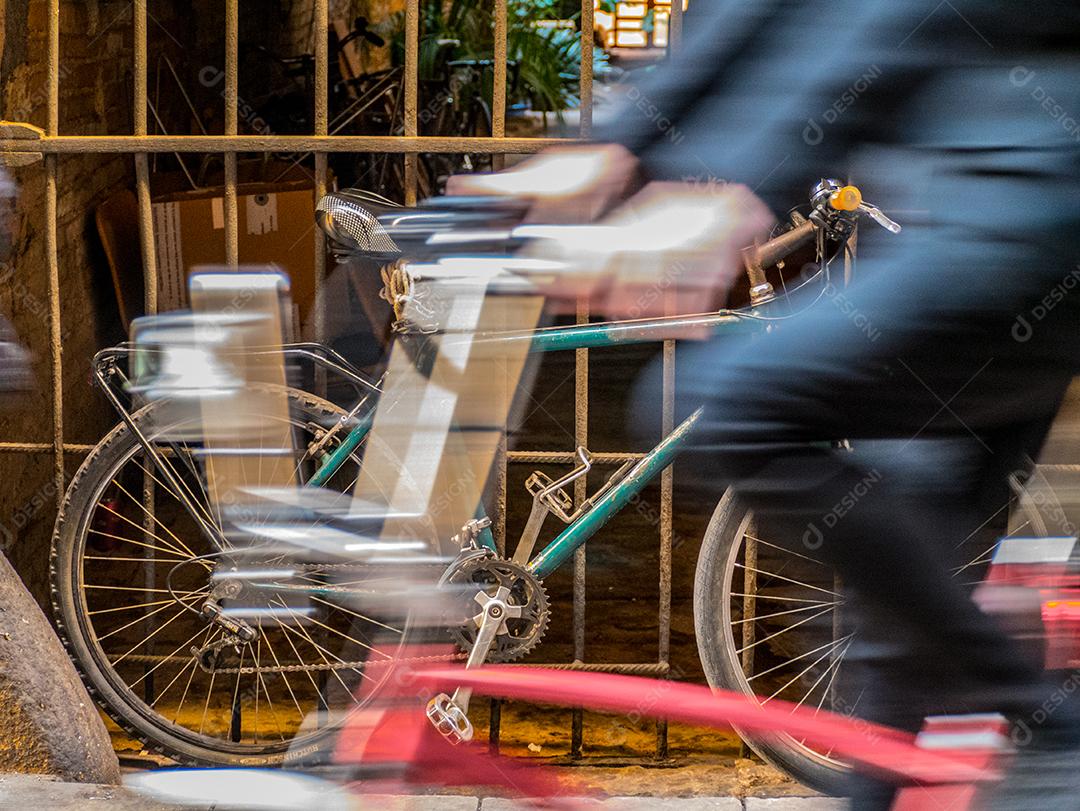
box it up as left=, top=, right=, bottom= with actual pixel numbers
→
left=0, top=774, right=845, bottom=810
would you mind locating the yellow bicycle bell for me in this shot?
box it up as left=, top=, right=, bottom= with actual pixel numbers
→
left=829, top=185, right=863, bottom=212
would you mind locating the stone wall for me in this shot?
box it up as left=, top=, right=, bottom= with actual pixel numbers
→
left=0, top=0, right=146, bottom=596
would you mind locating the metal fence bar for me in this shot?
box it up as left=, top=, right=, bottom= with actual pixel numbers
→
left=579, top=0, right=594, bottom=137
left=403, top=0, right=419, bottom=206
left=568, top=0, right=597, bottom=758
left=134, top=0, right=157, bottom=319
left=0, top=135, right=559, bottom=153
left=655, top=0, right=682, bottom=762
left=313, top=0, right=329, bottom=344
left=507, top=450, right=645, bottom=465
left=571, top=298, right=588, bottom=759
left=224, top=0, right=239, bottom=267
left=45, top=0, right=62, bottom=510
left=491, top=0, right=508, bottom=172
left=134, top=0, right=160, bottom=705
left=657, top=340, right=675, bottom=758
left=0, top=443, right=95, bottom=454
left=669, top=0, right=685, bottom=51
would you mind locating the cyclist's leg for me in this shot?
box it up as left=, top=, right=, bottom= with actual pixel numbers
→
left=636, top=231, right=1080, bottom=803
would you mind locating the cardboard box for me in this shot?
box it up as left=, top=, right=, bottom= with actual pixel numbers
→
left=96, top=174, right=321, bottom=331
left=152, top=181, right=318, bottom=317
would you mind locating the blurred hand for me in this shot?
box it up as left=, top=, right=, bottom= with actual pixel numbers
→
left=445, top=144, right=639, bottom=224
left=523, top=181, right=775, bottom=326
left=447, top=146, right=774, bottom=330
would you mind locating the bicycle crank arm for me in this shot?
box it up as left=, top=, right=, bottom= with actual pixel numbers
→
left=426, top=585, right=514, bottom=744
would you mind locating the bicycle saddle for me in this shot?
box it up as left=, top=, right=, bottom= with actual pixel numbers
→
left=316, top=189, right=403, bottom=258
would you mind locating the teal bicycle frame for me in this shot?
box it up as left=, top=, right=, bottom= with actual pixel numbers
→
left=305, top=310, right=759, bottom=580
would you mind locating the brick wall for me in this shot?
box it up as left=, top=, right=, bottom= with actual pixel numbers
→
left=0, top=0, right=401, bottom=601
left=0, top=0, right=147, bottom=597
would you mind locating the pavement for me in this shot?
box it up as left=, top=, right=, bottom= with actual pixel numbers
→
left=0, top=773, right=846, bottom=810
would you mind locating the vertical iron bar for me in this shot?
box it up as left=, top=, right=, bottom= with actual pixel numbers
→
left=488, top=698, right=502, bottom=755
left=669, top=0, right=685, bottom=52
left=570, top=298, right=588, bottom=759
left=403, top=0, right=419, bottom=206
left=313, top=0, right=329, bottom=345
left=491, top=0, right=508, bottom=172
left=45, top=0, right=62, bottom=510
left=569, top=0, right=595, bottom=759
left=654, top=9, right=681, bottom=760
left=740, top=526, right=757, bottom=758
left=656, top=339, right=674, bottom=759
left=135, top=0, right=159, bottom=703
left=224, top=0, right=239, bottom=266
left=579, top=0, right=595, bottom=137
left=488, top=0, right=510, bottom=740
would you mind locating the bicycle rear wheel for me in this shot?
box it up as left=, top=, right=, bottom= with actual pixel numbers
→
left=51, top=387, right=432, bottom=766
left=695, top=486, right=1014, bottom=793
left=694, top=489, right=852, bottom=794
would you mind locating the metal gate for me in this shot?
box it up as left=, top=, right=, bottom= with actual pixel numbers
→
left=0, top=0, right=686, bottom=761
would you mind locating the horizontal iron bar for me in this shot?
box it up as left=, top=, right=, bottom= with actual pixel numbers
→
left=506, top=661, right=669, bottom=675
left=506, top=450, right=645, bottom=465
left=0, top=441, right=94, bottom=453
left=0, top=135, right=569, bottom=154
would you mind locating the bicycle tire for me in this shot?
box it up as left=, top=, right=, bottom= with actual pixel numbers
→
left=51, top=387, right=413, bottom=767
left=694, top=488, right=849, bottom=794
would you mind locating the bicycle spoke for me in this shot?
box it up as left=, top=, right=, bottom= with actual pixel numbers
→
left=735, top=606, right=835, bottom=656
left=108, top=478, right=200, bottom=559
left=747, top=634, right=852, bottom=683
left=87, top=528, right=193, bottom=562
left=108, top=605, right=193, bottom=667
left=141, top=624, right=218, bottom=697
left=254, top=636, right=288, bottom=742
left=94, top=504, right=194, bottom=561
left=731, top=600, right=840, bottom=626
left=133, top=623, right=212, bottom=691
left=793, top=638, right=852, bottom=711
left=130, top=456, right=219, bottom=533
left=262, top=632, right=306, bottom=720
left=173, top=626, right=215, bottom=723
left=308, top=595, right=403, bottom=639
left=89, top=598, right=185, bottom=616
left=805, top=639, right=852, bottom=713
left=97, top=592, right=204, bottom=642
left=731, top=592, right=839, bottom=605
left=199, top=668, right=218, bottom=736
left=271, top=599, right=367, bottom=697
left=734, top=563, right=841, bottom=598
left=763, top=635, right=847, bottom=705
left=744, top=534, right=829, bottom=567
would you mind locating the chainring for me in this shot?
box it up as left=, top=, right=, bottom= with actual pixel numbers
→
left=447, top=557, right=549, bottom=663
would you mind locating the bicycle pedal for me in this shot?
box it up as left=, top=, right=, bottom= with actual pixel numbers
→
left=426, top=692, right=474, bottom=744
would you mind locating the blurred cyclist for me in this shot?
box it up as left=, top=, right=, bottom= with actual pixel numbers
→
left=451, top=1, right=1080, bottom=807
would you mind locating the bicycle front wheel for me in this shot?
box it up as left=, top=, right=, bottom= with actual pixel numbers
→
left=51, top=387, right=428, bottom=767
